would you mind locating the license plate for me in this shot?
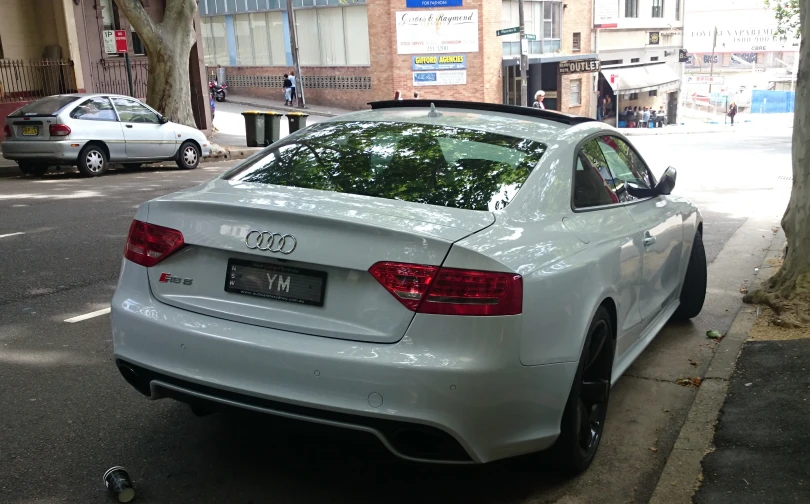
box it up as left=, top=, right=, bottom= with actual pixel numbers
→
left=21, top=126, right=38, bottom=136
left=225, top=258, right=327, bottom=307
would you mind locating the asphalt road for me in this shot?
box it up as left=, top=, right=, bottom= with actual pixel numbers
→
left=0, top=128, right=792, bottom=503
left=695, top=339, right=810, bottom=504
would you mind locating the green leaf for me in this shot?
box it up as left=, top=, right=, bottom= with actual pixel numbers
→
left=706, top=330, right=723, bottom=339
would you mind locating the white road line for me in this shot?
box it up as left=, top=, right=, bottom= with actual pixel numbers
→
left=0, top=232, right=25, bottom=239
left=64, top=307, right=111, bottom=323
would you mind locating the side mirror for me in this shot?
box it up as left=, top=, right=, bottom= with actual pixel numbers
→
left=656, top=166, right=677, bottom=195
left=159, top=116, right=169, bottom=124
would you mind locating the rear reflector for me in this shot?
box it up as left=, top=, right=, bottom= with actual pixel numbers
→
left=49, top=124, right=71, bottom=137
left=369, top=262, right=522, bottom=316
left=124, top=220, right=185, bottom=267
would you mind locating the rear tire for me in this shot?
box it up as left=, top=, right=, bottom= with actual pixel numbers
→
left=673, top=231, right=707, bottom=320
left=77, top=144, right=108, bottom=177
left=18, top=162, right=47, bottom=177
left=176, top=141, right=200, bottom=170
left=550, top=306, right=615, bottom=475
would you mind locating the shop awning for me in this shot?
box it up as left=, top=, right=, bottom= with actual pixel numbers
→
left=602, top=64, right=681, bottom=94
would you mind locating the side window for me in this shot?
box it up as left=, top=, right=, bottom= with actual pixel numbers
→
left=70, top=97, right=117, bottom=121
left=596, top=135, right=656, bottom=202
left=573, top=139, right=619, bottom=209
left=111, top=97, right=160, bottom=124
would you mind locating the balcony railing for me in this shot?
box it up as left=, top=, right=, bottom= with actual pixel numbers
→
left=0, top=59, right=78, bottom=103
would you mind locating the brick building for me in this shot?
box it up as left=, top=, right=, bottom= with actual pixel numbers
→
left=201, top=0, right=599, bottom=115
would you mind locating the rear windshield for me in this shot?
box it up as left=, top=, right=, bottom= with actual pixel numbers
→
left=9, top=96, right=80, bottom=117
left=225, top=121, right=546, bottom=211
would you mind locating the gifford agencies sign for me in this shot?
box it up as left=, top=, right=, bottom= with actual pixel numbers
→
left=396, top=10, right=479, bottom=54
left=558, top=58, right=601, bottom=75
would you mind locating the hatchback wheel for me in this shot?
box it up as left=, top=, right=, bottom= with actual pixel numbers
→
left=77, top=145, right=108, bottom=177
left=551, top=306, right=615, bottom=475
left=176, top=141, right=200, bottom=170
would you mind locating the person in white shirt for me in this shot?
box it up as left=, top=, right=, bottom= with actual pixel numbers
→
left=289, top=71, right=297, bottom=105
left=532, top=90, right=546, bottom=109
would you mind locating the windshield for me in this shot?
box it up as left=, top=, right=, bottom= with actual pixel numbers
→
left=225, top=121, right=546, bottom=212
left=9, top=96, right=81, bottom=117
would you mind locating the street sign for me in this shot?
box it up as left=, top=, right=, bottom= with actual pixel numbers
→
left=686, top=75, right=725, bottom=84
left=525, top=34, right=536, bottom=40
left=678, top=48, right=689, bottom=63
left=497, top=26, right=520, bottom=36
left=102, top=30, right=117, bottom=54
left=114, top=30, right=128, bottom=53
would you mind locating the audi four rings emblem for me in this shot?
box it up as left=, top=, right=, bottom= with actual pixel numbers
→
left=245, top=230, right=297, bottom=254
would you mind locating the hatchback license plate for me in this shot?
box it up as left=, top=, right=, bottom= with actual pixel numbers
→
left=225, top=258, right=327, bottom=307
left=21, top=126, right=38, bottom=136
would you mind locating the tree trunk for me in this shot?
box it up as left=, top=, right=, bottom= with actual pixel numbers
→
left=745, top=0, right=810, bottom=319
left=113, top=0, right=198, bottom=127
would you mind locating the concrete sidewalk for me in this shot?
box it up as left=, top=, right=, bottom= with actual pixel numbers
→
left=225, top=93, right=350, bottom=118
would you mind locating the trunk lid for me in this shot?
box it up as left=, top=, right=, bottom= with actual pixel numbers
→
left=144, top=180, right=494, bottom=344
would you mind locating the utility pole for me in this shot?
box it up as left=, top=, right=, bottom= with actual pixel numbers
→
left=708, top=26, right=717, bottom=94
left=518, top=0, right=528, bottom=107
left=286, top=0, right=306, bottom=108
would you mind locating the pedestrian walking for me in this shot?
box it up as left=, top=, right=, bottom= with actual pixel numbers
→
left=728, top=101, right=738, bottom=125
left=532, top=90, right=546, bottom=109
left=642, top=107, right=650, bottom=128
left=289, top=71, right=297, bottom=106
left=282, top=73, right=292, bottom=106
left=596, top=90, right=603, bottom=120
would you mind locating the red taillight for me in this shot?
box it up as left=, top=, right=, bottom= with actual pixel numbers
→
left=124, top=220, right=185, bottom=267
left=369, top=262, right=522, bottom=316
left=49, top=124, right=71, bottom=137
left=3, top=125, right=11, bottom=138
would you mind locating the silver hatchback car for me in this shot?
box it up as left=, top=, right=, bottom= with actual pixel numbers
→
left=2, top=94, right=211, bottom=177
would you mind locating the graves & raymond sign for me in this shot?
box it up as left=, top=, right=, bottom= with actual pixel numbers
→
left=558, top=59, right=601, bottom=75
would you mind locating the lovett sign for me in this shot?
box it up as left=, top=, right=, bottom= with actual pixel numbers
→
left=558, top=58, right=601, bottom=75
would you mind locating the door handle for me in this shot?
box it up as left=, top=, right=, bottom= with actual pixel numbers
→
left=125, top=124, right=133, bottom=128
left=643, top=233, right=656, bottom=247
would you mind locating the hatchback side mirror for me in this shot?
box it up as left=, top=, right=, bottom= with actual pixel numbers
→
left=159, top=116, right=169, bottom=124
left=656, top=166, right=677, bottom=195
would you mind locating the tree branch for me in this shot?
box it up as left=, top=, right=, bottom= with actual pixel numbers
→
left=113, top=0, right=160, bottom=47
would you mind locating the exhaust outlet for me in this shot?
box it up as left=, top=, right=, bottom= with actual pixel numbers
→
left=116, top=363, right=151, bottom=397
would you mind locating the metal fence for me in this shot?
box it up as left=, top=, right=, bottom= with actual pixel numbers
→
left=0, top=59, right=78, bottom=103
left=91, top=59, right=149, bottom=99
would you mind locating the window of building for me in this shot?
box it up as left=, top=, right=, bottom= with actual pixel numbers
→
left=628, top=92, right=639, bottom=100
left=501, top=1, right=562, bottom=55
left=132, top=29, right=147, bottom=56
left=570, top=79, right=582, bottom=106
left=650, top=56, right=659, bottom=61
left=631, top=58, right=639, bottom=63
left=652, top=0, right=664, bottom=18
left=649, top=90, right=657, bottom=97
left=572, top=32, right=581, bottom=52
left=100, top=0, right=121, bottom=30
left=601, top=59, right=623, bottom=66
left=201, top=16, right=232, bottom=66
left=625, top=0, right=638, bottom=18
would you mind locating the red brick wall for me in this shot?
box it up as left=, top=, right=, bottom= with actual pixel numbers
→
left=369, top=1, right=502, bottom=104
left=560, top=0, right=594, bottom=117
left=226, top=66, right=372, bottom=110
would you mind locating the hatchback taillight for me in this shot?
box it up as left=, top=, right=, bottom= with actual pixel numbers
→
left=124, top=220, right=185, bottom=267
left=49, top=124, right=71, bottom=137
left=3, top=125, right=11, bottom=138
left=369, top=262, right=523, bottom=316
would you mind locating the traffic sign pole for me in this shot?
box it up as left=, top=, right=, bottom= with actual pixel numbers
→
left=518, top=0, right=528, bottom=107
left=124, top=52, right=134, bottom=98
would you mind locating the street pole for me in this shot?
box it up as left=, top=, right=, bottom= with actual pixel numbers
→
left=518, top=0, right=528, bottom=107
left=708, top=26, right=717, bottom=94
left=124, top=52, right=134, bottom=98
left=286, top=0, right=306, bottom=108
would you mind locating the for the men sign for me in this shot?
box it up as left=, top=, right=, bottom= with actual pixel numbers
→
left=558, top=59, right=601, bottom=75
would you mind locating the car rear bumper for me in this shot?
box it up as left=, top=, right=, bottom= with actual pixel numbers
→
left=0, top=139, right=82, bottom=162
left=111, top=260, right=577, bottom=463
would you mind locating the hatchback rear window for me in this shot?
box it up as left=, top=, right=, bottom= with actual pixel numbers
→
left=9, top=96, right=80, bottom=117
left=225, top=121, right=546, bottom=211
